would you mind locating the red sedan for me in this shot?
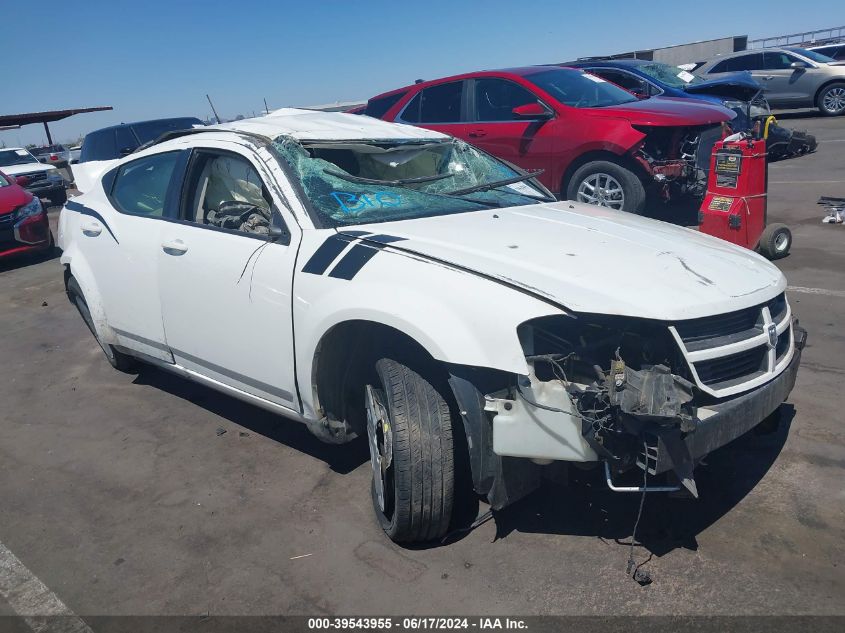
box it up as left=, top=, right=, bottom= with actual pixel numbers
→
left=0, top=170, right=52, bottom=260
left=361, top=67, right=734, bottom=213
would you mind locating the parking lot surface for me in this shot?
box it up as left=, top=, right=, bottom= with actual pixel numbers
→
left=1, top=113, right=843, bottom=617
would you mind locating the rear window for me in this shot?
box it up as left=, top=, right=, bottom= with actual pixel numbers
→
left=80, top=129, right=117, bottom=162
left=400, top=82, right=464, bottom=123
left=130, top=118, right=204, bottom=145
left=365, top=92, right=407, bottom=119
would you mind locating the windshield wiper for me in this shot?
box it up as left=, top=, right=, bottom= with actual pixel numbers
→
left=323, top=169, right=455, bottom=186
left=445, top=170, right=544, bottom=196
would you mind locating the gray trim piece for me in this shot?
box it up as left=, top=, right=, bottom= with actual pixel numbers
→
left=112, top=327, right=170, bottom=352
left=172, top=347, right=294, bottom=403
left=113, top=327, right=294, bottom=403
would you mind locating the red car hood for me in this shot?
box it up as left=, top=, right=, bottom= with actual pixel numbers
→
left=0, top=181, right=32, bottom=214
left=588, top=96, right=734, bottom=126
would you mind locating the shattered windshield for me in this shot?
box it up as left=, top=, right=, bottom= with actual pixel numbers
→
left=637, top=63, right=705, bottom=87
left=272, top=137, right=552, bottom=227
left=526, top=68, right=638, bottom=107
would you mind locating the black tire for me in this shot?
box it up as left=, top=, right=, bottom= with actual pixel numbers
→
left=66, top=276, right=136, bottom=372
left=566, top=160, right=646, bottom=214
left=368, top=358, right=454, bottom=543
left=49, top=190, right=68, bottom=207
left=816, top=82, right=845, bottom=117
left=757, top=223, right=792, bottom=260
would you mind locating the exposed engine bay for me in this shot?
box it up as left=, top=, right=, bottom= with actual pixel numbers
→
left=632, top=124, right=724, bottom=201
left=500, top=315, right=705, bottom=497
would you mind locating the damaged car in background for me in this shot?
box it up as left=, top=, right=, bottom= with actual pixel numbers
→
left=58, top=109, right=805, bottom=543
left=360, top=66, right=735, bottom=213
left=563, top=59, right=817, bottom=160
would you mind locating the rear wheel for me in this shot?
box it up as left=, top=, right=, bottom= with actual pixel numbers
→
left=365, top=358, right=454, bottom=543
left=758, top=223, right=792, bottom=260
left=817, top=83, right=845, bottom=116
left=66, top=276, right=136, bottom=372
left=566, top=160, right=646, bottom=214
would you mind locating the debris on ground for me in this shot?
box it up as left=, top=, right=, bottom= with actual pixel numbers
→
left=215, top=427, right=227, bottom=436
left=820, top=196, right=845, bottom=224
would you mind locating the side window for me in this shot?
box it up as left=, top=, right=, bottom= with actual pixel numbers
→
left=180, top=151, right=274, bottom=236
left=728, top=53, right=764, bottom=72
left=400, top=81, right=463, bottom=123
left=365, top=92, right=407, bottom=119
left=110, top=152, right=180, bottom=217
left=114, top=126, right=138, bottom=157
left=473, top=78, right=540, bottom=121
left=763, top=52, right=798, bottom=69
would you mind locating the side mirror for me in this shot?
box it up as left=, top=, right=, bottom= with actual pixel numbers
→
left=512, top=102, right=552, bottom=121
left=790, top=61, right=808, bottom=69
left=15, top=176, right=29, bottom=186
left=268, top=209, right=290, bottom=245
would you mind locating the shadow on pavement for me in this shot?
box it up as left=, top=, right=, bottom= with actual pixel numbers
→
left=492, top=405, right=794, bottom=557
left=132, top=365, right=370, bottom=476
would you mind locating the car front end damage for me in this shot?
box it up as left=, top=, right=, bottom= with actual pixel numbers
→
left=451, top=293, right=805, bottom=507
left=630, top=123, right=725, bottom=201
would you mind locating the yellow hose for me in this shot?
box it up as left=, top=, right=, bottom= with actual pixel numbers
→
left=763, top=115, right=777, bottom=140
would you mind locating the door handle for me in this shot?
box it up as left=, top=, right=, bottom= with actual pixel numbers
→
left=468, top=130, right=487, bottom=138
left=161, top=239, right=188, bottom=255
left=80, top=220, right=102, bottom=237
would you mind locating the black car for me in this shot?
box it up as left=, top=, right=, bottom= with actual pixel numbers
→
left=79, top=117, right=204, bottom=162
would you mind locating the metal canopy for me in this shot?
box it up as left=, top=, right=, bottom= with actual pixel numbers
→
left=0, top=106, right=113, bottom=144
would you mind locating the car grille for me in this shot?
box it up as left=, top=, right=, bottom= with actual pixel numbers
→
left=669, top=292, right=793, bottom=397
left=17, top=171, right=48, bottom=184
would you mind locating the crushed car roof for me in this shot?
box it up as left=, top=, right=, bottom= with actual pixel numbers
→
left=215, top=108, right=448, bottom=142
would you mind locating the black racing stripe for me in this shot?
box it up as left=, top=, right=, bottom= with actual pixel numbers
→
left=301, top=234, right=353, bottom=275
left=328, top=243, right=384, bottom=280
left=65, top=200, right=119, bottom=244
left=364, top=234, right=407, bottom=244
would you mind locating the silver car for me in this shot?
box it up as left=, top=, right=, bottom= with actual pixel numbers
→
left=696, top=47, right=845, bottom=116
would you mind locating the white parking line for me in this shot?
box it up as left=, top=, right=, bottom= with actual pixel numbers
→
left=788, top=285, right=845, bottom=299
left=770, top=180, right=845, bottom=184
left=0, top=540, right=92, bottom=633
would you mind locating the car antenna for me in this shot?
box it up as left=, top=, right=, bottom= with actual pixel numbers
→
left=206, top=94, right=221, bottom=124
left=264, top=98, right=270, bottom=115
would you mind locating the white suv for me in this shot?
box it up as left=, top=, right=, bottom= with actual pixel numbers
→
left=58, top=109, right=805, bottom=543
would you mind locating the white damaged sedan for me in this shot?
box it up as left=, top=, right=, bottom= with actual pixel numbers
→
left=58, top=109, right=805, bottom=543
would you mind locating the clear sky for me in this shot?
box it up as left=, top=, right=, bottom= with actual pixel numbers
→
left=2, top=0, right=842, bottom=146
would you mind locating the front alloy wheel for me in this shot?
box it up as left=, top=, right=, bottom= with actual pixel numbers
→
left=365, top=358, right=454, bottom=543
left=576, top=172, right=626, bottom=210
left=819, top=84, right=845, bottom=116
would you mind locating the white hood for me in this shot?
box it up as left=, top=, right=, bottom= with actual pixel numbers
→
left=353, top=202, right=785, bottom=321
left=2, top=162, right=57, bottom=176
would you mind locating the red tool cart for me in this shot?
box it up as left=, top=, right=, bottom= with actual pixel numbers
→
left=699, top=134, right=792, bottom=259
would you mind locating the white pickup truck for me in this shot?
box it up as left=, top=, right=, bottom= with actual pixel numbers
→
left=0, top=147, right=67, bottom=206
left=57, top=110, right=805, bottom=543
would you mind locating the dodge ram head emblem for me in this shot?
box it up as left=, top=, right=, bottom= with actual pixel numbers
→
left=767, top=323, right=778, bottom=349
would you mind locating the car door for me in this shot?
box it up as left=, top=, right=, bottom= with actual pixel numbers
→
left=758, top=51, right=815, bottom=105
left=461, top=77, right=561, bottom=187
left=156, top=143, right=301, bottom=409
left=74, top=150, right=184, bottom=361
